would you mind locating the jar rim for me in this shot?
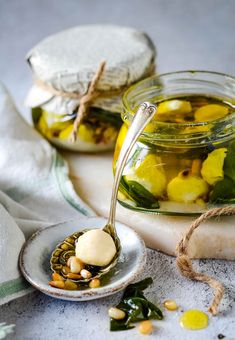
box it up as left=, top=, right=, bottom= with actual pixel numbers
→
left=122, top=70, right=235, bottom=128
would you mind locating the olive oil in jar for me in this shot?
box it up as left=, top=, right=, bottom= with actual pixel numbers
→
left=114, top=94, right=235, bottom=213
left=153, top=95, right=233, bottom=123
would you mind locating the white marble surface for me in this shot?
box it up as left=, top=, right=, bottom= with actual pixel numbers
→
left=63, top=151, right=235, bottom=260
left=1, top=0, right=235, bottom=339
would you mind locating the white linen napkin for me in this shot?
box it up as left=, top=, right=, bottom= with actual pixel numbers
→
left=0, top=82, right=95, bottom=306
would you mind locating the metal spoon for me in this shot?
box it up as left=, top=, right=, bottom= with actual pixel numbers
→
left=50, top=102, right=157, bottom=282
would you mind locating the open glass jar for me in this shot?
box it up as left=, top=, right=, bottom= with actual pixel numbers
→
left=113, top=71, right=235, bottom=215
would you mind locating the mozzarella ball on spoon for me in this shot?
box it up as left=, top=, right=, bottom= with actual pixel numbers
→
left=75, top=229, right=116, bottom=266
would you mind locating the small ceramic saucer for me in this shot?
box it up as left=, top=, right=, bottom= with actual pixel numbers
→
left=19, top=216, right=146, bottom=301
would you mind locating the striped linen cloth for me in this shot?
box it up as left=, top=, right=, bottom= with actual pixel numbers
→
left=0, top=82, right=95, bottom=311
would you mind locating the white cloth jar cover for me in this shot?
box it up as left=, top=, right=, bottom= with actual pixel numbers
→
left=25, top=25, right=156, bottom=115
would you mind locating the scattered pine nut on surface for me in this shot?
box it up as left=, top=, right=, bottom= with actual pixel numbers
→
left=138, top=320, right=154, bottom=335
left=163, top=299, right=178, bottom=311
left=108, top=307, right=126, bottom=320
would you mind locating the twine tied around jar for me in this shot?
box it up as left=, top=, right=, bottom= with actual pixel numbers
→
left=176, top=205, right=235, bottom=315
left=34, top=61, right=156, bottom=142
left=35, top=61, right=106, bottom=142
left=69, top=61, right=106, bottom=142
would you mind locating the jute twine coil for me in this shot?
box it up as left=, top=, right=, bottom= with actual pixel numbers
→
left=35, top=61, right=155, bottom=142
left=176, top=205, right=235, bottom=315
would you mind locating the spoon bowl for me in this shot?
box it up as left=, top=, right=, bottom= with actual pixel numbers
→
left=50, top=102, right=157, bottom=283
left=50, top=228, right=121, bottom=283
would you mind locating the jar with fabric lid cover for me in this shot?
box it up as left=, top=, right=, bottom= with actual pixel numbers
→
left=113, top=71, right=235, bottom=215
left=25, top=25, right=156, bottom=152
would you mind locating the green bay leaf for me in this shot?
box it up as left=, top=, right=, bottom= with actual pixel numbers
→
left=223, top=141, right=235, bottom=181
left=210, top=176, right=235, bottom=203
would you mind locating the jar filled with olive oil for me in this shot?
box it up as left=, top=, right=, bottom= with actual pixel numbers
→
left=114, top=71, right=235, bottom=215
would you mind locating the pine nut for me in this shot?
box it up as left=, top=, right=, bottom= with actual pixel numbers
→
left=67, top=257, right=73, bottom=267
left=89, top=278, right=101, bottom=289
left=64, top=280, right=78, bottom=290
left=67, top=273, right=82, bottom=280
left=49, top=280, right=65, bottom=289
left=108, top=307, right=125, bottom=320
left=69, top=257, right=84, bottom=274
left=67, top=256, right=77, bottom=267
left=163, top=300, right=178, bottom=311
left=52, top=272, right=64, bottom=281
left=138, top=320, right=154, bottom=335
left=80, top=269, right=92, bottom=279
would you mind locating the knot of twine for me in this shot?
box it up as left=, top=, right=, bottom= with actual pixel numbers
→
left=35, top=61, right=106, bottom=142
left=176, top=205, right=235, bottom=315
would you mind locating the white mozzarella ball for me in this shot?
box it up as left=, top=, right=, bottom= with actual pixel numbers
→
left=75, top=229, right=116, bottom=266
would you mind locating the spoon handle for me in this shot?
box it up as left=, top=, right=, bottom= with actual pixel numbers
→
left=106, top=102, right=157, bottom=230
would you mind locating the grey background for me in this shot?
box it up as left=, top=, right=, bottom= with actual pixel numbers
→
left=1, top=0, right=235, bottom=118
left=1, top=0, right=235, bottom=339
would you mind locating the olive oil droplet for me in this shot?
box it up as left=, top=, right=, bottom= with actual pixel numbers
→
left=180, top=309, right=209, bottom=330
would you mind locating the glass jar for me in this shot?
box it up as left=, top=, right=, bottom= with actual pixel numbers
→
left=26, top=25, right=156, bottom=153
left=32, top=107, right=123, bottom=152
left=113, top=71, right=235, bottom=215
